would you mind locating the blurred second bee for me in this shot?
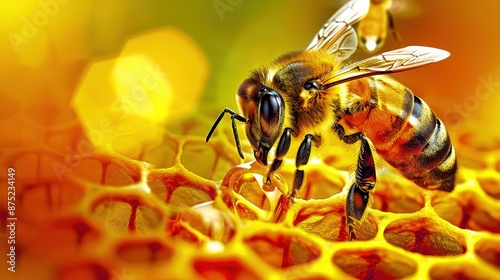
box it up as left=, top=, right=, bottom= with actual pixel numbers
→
left=357, top=0, right=416, bottom=52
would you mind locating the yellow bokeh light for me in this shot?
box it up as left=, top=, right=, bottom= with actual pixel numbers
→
left=112, top=55, right=173, bottom=124
left=72, top=27, right=208, bottom=159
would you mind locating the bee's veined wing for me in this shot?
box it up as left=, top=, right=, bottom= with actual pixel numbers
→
left=326, top=46, right=450, bottom=87
left=306, top=0, right=370, bottom=62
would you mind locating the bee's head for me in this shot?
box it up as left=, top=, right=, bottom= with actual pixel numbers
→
left=236, top=77, right=285, bottom=166
left=357, top=20, right=386, bottom=53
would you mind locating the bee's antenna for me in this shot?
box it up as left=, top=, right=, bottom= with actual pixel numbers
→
left=206, top=108, right=246, bottom=159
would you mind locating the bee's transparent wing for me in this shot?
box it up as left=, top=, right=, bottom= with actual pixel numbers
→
left=307, top=0, right=370, bottom=62
left=326, top=46, right=450, bottom=87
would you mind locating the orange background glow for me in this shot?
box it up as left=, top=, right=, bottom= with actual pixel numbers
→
left=1, top=0, right=500, bottom=279
left=1, top=0, right=500, bottom=143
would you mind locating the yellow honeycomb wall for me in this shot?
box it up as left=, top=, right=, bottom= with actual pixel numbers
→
left=2, top=115, right=500, bottom=280
left=1, top=1, right=500, bottom=280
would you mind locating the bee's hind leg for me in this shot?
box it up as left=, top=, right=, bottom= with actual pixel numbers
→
left=345, top=134, right=376, bottom=240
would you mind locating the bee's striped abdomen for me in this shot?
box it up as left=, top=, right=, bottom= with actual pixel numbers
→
left=378, top=94, right=457, bottom=192
left=344, top=77, right=458, bottom=192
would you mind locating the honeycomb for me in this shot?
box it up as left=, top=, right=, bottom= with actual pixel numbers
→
left=1, top=1, right=500, bottom=280
left=3, top=100, right=500, bottom=280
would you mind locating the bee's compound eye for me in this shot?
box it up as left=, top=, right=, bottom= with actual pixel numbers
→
left=304, top=80, right=318, bottom=90
left=259, top=90, right=283, bottom=139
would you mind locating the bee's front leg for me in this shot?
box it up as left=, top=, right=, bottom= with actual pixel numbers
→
left=264, top=129, right=313, bottom=202
left=264, top=128, right=292, bottom=188
left=289, top=134, right=314, bottom=201
left=345, top=134, right=376, bottom=240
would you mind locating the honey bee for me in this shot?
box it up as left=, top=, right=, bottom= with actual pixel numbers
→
left=206, top=0, right=456, bottom=240
left=357, top=0, right=403, bottom=53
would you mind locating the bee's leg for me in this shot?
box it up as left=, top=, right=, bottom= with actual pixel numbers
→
left=387, top=10, right=403, bottom=46
left=288, top=134, right=314, bottom=201
left=345, top=134, right=376, bottom=240
left=333, top=122, right=363, bottom=144
left=205, top=108, right=247, bottom=159
left=264, top=128, right=292, bottom=187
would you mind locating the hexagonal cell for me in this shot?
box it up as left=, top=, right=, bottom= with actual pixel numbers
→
left=101, top=159, right=143, bottom=186
left=298, top=167, right=346, bottom=200
left=148, top=168, right=217, bottom=207
left=457, top=156, right=488, bottom=170
left=91, top=195, right=164, bottom=233
left=371, top=177, right=426, bottom=214
left=244, top=231, right=321, bottom=269
left=383, top=216, right=465, bottom=256
left=372, top=191, right=425, bottom=214
left=200, top=131, right=247, bottom=180
left=71, top=154, right=143, bottom=186
left=454, top=168, right=468, bottom=185
left=457, top=132, right=500, bottom=153
left=0, top=93, right=20, bottom=120
left=332, top=247, right=418, bottom=279
left=115, top=239, right=173, bottom=263
left=295, top=210, right=346, bottom=242
left=432, top=192, right=500, bottom=233
left=496, top=160, right=500, bottom=173
left=166, top=214, right=202, bottom=245
left=222, top=169, right=272, bottom=211
left=178, top=201, right=237, bottom=244
left=477, top=173, right=500, bottom=200
left=170, top=186, right=214, bottom=207
left=29, top=216, right=102, bottom=261
left=286, top=276, right=333, bottom=280
left=180, top=139, right=219, bottom=179
left=193, top=258, right=261, bottom=280
left=44, top=124, right=88, bottom=156
left=428, top=261, right=497, bottom=280
left=294, top=197, right=377, bottom=241
left=180, top=137, right=240, bottom=181
left=70, top=158, right=106, bottom=184
left=0, top=116, right=43, bottom=149
left=23, top=100, right=77, bottom=128
left=349, top=215, right=379, bottom=242
left=220, top=161, right=287, bottom=220
left=431, top=197, right=464, bottom=228
left=141, top=136, right=178, bottom=168
left=19, top=180, right=86, bottom=225
left=3, top=152, right=51, bottom=188
left=474, top=236, right=500, bottom=268
left=57, top=261, right=111, bottom=280
left=323, top=149, right=354, bottom=171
